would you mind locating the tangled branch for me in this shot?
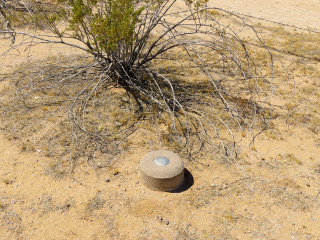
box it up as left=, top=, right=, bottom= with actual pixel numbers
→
left=0, top=0, right=275, bottom=167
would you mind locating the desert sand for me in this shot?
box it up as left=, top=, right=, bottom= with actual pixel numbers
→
left=1, top=1, right=320, bottom=239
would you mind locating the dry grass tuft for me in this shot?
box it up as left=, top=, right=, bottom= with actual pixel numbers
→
left=85, top=193, right=105, bottom=213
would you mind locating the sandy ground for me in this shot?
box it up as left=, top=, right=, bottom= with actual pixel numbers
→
left=211, top=0, right=320, bottom=31
left=1, top=1, right=320, bottom=239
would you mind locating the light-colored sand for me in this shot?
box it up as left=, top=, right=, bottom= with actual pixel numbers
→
left=1, top=1, right=320, bottom=239
left=211, top=0, right=320, bottom=31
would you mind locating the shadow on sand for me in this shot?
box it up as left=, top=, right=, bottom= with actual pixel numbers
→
left=171, top=168, right=194, bottom=193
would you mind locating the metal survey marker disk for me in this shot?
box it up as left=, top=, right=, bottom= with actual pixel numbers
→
left=140, top=150, right=185, bottom=192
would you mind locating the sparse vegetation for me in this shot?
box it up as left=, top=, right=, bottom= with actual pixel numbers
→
left=0, top=0, right=279, bottom=170
left=85, top=192, right=105, bottom=212
left=1, top=2, right=320, bottom=239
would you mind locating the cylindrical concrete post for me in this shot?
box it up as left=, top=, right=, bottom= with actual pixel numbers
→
left=140, top=150, right=185, bottom=192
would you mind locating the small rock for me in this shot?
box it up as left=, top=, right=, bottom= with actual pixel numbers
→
left=156, top=215, right=163, bottom=222
left=165, top=220, right=169, bottom=225
left=306, top=183, right=310, bottom=187
left=136, top=181, right=139, bottom=184
left=105, top=179, right=110, bottom=183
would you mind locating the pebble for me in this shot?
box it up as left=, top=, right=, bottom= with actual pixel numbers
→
left=105, top=179, right=110, bottom=183
left=306, top=183, right=310, bottom=187
left=165, top=220, right=169, bottom=225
